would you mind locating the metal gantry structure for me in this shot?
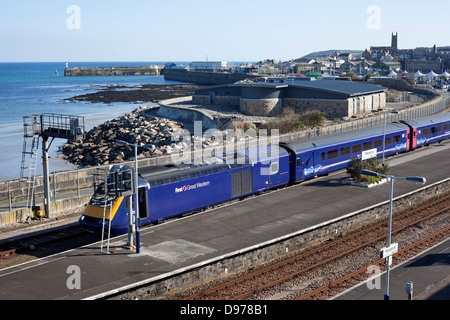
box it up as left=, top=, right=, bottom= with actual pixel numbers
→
left=20, top=113, right=85, bottom=220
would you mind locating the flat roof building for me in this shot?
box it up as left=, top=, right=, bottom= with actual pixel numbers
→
left=193, top=78, right=387, bottom=118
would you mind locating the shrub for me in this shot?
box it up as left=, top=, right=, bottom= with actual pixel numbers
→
left=346, top=157, right=390, bottom=183
left=260, top=109, right=325, bottom=134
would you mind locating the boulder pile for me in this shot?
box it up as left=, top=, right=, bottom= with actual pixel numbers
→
left=60, top=106, right=262, bottom=168
left=60, top=107, right=187, bottom=167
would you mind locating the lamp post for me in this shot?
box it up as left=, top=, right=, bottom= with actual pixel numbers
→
left=371, top=109, right=399, bottom=166
left=117, top=140, right=152, bottom=254
left=360, top=169, right=426, bottom=300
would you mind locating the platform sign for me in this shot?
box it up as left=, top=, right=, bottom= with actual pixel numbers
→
left=380, top=243, right=398, bottom=259
left=362, top=148, right=377, bottom=160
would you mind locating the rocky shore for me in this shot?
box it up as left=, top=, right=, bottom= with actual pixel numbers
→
left=64, top=84, right=201, bottom=103
left=60, top=107, right=186, bottom=166
left=60, top=106, right=259, bottom=168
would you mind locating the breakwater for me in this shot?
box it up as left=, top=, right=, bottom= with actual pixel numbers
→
left=64, top=65, right=161, bottom=76
left=162, top=68, right=258, bottom=85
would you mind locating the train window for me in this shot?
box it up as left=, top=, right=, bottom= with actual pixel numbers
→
left=322, top=152, right=326, bottom=161
left=296, top=158, right=301, bottom=167
left=444, top=124, right=448, bottom=131
left=271, top=162, right=279, bottom=174
left=393, top=135, right=401, bottom=143
left=437, top=126, right=442, bottom=132
left=374, top=139, right=382, bottom=148
left=422, top=128, right=429, bottom=136
left=431, top=127, right=436, bottom=134
left=328, top=149, right=338, bottom=159
left=352, top=144, right=361, bottom=153
left=340, top=146, right=350, bottom=156
left=363, top=141, right=372, bottom=151
left=385, top=137, right=392, bottom=145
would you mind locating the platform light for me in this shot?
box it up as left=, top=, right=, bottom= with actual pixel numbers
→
left=360, top=169, right=426, bottom=300
left=116, top=140, right=154, bottom=254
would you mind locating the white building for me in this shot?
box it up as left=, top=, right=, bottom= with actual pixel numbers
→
left=189, top=61, right=227, bottom=71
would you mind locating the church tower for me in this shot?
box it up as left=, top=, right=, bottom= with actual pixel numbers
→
left=391, top=32, right=398, bottom=50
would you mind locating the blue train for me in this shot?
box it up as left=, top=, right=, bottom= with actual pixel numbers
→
left=79, top=113, right=450, bottom=236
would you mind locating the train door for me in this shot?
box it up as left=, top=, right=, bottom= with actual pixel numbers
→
left=411, top=128, right=418, bottom=150
left=296, top=157, right=303, bottom=181
left=138, top=187, right=148, bottom=219
left=405, top=130, right=411, bottom=151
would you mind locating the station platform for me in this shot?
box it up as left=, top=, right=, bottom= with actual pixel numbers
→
left=335, top=237, right=450, bottom=300
left=0, top=141, right=449, bottom=300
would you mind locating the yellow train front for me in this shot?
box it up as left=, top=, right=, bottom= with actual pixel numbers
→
left=79, top=165, right=137, bottom=237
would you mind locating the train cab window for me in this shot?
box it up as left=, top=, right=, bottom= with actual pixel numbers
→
left=393, top=135, right=401, bottom=143
left=385, top=137, right=392, bottom=145
left=363, top=141, right=372, bottom=151
left=328, top=149, right=338, bottom=159
left=340, top=146, right=350, bottom=156
left=422, top=128, right=429, bottom=136
left=374, top=139, right=382, bottom=148
left=352, top=144, right=361, bottom=153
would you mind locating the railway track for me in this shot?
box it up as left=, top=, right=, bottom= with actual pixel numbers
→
left=183, top=194, right=450, bottom=300
left=298, top=226, right=450, bottom=300
left=0, top=224, right=88, bottom=258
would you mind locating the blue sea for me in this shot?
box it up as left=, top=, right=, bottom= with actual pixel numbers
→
left=0, top=61, right=188, bottom=181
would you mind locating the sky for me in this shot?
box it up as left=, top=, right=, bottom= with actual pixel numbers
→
left=0, top=0, right=449, bottom=62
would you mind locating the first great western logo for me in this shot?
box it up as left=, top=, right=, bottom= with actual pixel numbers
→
left=175, top=181, right=211, bottom=193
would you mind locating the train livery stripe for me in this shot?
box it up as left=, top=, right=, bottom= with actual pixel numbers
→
left=84, top=197, right=124, bottom=220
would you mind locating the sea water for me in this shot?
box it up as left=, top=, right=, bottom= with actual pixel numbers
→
left=0, top=61, right=187, bottom=181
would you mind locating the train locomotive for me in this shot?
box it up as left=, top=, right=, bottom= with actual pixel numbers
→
left=79, top=113, right=450, bottom=236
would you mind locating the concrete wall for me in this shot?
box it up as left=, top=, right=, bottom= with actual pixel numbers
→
left=192, top=95, right=240, bottom=106
left=163, top=68, right=258, bottom=85
left=240, top=98, right=283, bottom=116
left=157, top=97, right=218, bottom=131
left=284, top=98, right=350, bottom=118
left=347, top=92, right=386, bottom=117
left=0, top=194, right=92, bottom=225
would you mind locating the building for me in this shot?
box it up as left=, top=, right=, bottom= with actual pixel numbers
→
left=371, top=61, right=402, bottom=75
left=189, top=61, right=228, bottom=71
left=370, top=32, right=398, bottom=53
left=192, top=78, right=387, bottom=118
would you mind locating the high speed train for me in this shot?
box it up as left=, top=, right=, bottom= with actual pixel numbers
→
left=79, top=113, right=450, bottom=236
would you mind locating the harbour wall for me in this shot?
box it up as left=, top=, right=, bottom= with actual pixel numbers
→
left=162, top=68, right=259, bottom=85
left=64, top=66, right=161, bottom=76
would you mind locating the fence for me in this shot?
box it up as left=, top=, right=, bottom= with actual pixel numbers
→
left=1, top=94, right=449, bottom=222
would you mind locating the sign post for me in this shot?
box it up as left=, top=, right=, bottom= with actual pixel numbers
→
left=406, top=281, right=414, bottom=300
